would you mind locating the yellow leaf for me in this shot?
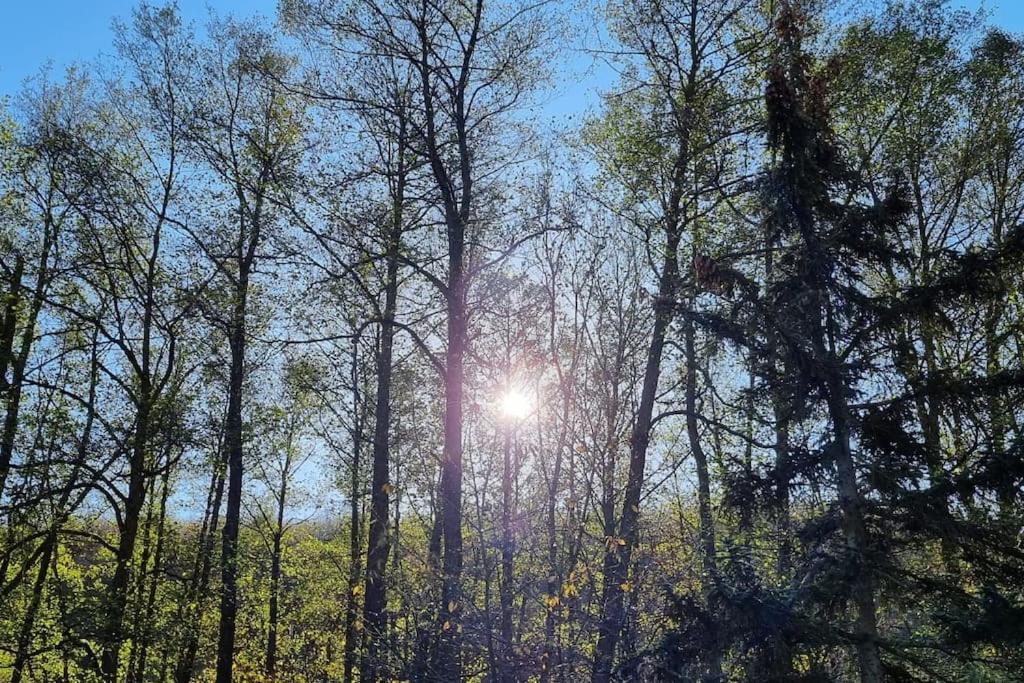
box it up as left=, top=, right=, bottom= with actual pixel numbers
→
left=620, top=581, right=632, bottom=592
left=382, top=482, right=396, bottom=495
left=605, top=535, right=627, bottom=549
left=442, top=620, right=451, bottom=631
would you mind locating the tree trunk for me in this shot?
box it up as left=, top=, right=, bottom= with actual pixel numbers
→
left=344, top=348, right=365, bottom=683
left=101, top=395, right=153, bottom=680
left=825, top=376, right=884, bottom=682
left=132, top=466, right=172, bottom=683
left=0, top=253, right=23, bottom=395
left=411, top=494, right=443, bottom=681
left=175, top=440, right=228, bottom=683
left=12, top=325, right=98, bottom=682
left=361, top=192, right=403, bottom=682
left=816, top=295, right=884, bottom=682
left=592, top=231, right=680, bottom=683
left=540, top=418, right=566, bottom=683
left=435, top=211, right=466, bottom=681
left=215, top=280, right=248, bottom=683
left=0, top=222, right=53, bottom=500
left=683, top=313, right=722, bottom=680
left=103, top=216, right=163, bottom=681
left=265, top=433, right=293, bottom=679
left=499, top=430, right=516, bottom=682
left=266, top=523, right=284, bottom=677
left=11, top=530, right=57, bottom=683
left=127, top=476, right=159, bottom=683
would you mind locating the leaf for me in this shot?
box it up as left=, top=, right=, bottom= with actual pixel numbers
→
left=605, top=535, right=627, bottom=549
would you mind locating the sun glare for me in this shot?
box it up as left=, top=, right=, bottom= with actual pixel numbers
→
left=499, top=388, right=532, bottom=420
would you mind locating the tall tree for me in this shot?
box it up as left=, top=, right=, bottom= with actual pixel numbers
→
left=757, top=3, right=904, bottom=678
left=584, top=1, right=759, bottom=677
left=181, top=17, right=307, bottom=682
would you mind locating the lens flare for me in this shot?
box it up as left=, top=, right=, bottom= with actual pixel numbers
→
left=499, top=388, right=532, bottom=419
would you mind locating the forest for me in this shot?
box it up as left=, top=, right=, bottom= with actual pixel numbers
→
left=1, top=0, right=1023, bottom=680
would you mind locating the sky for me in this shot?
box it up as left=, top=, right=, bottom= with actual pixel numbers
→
left=1, top=0, right=1023, bottom=117
left=0, top=0, right=278, bottom=95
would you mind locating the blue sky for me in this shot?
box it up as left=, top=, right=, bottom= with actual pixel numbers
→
left=1, top=0, right=1023, bottom=115
left=0, top=0, right=278, bottom=95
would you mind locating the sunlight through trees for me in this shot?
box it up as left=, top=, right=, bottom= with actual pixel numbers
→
left=1, top=1, right=1023, bottom=681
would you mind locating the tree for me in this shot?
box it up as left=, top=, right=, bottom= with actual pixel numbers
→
left=181, top=16, right=308, bottom=683
left=583, top=0, right=761, bottom=677
left=248, top=357, right=319, bottom=679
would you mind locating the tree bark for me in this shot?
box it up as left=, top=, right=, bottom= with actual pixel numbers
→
left=101, top=394, right=152, bottom=680
left=265, top=469, right=288, bottom=679
left=813, top=272, right=883, bottom=681
left=0, top=253, right=23, bottom=396
left=435, top=237, right=466, bottom=680
left=131, top=466, right=172, bottom=683
left=824, top=371, right=885, bottom=682
left=683, top=312, right=722, bottom=680
left=344, top=346, right=366, bottom=683
left=0, top=220, right=53, bottom=500
left=499, top=430, right=517, bottom=682
left=215, top=276, right=248, bottom=683
left=360, top=169, right=404, bottom=683
left=175, top=438, right=228, bottom=683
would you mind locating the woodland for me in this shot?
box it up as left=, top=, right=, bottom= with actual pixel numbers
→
left=1, top=0, right=1023, bottom=681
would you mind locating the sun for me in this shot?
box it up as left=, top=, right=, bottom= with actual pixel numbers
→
left=499, top=388, right=532, bottom=420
